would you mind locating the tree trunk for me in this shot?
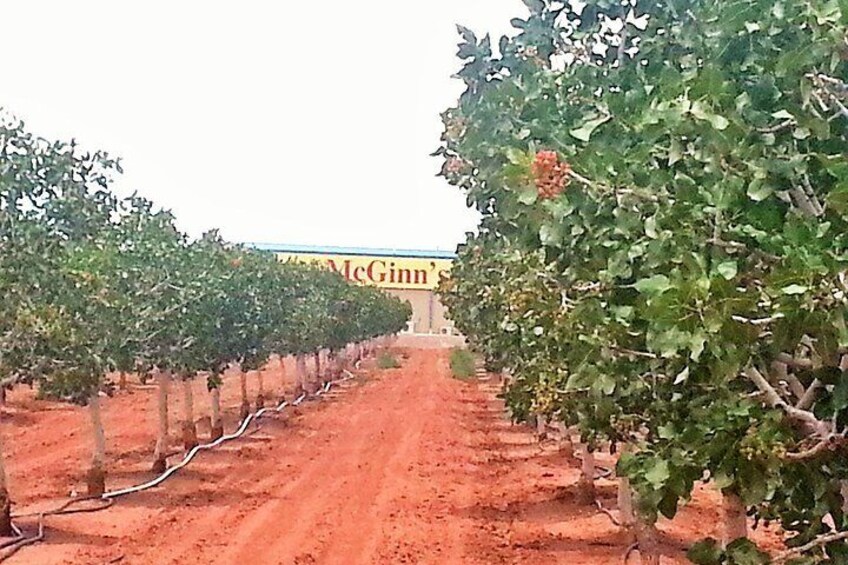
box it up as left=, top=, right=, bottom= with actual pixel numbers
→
left=118, top=372, right=128, bottom=392
left=279, top=355, right=287, bottom=402
left=0, top=416, right=12, bottom=536
left=618, top=476, right=635, bottom=528
left=577, top=444, right=596, bottom=503
left=722, top=489, right=748, bottom=546
left=86, top=391, right=107, bottom=497
left=535, top=413, right=547, bottom=441
left=314, top=352, right=322, bottom=385
left=617, top=444, right=635, bottom=531
left=296, top=355, right=307, bottom=395
left=239, top=370, right=250, bottom=420
left=152, top=371, right=170, bottom=474
left=559, top=426, right=574, bottom=459
left=0, top=387, right=6, bottom=406
left=210, top=387, right=223, bottom=440
left=634, top=513, right=660, bottom=565
left=181, top=379, right=198, bottom=451
left=256, top=370, right=265, bottom=409
left=841, top=482, right=848, bottom=515
left=336, top=351, right=346, bottom=375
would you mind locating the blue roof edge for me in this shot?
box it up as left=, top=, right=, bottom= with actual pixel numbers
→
left=246, top=242, right=456, bottom=260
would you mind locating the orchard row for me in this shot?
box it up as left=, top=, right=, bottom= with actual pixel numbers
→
left=0, top=112, right=411, bottom=533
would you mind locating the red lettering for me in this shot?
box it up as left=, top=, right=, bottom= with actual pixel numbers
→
left=367, top=260, right=387, bottom=283
left=353, top=265, right=366, bottom=282
left=327, top=259, right=352, bottom=281
left=397, top=268, right=412, bottom=285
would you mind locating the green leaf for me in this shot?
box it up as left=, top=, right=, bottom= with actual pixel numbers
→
left=569, top=114, right=611, bottom=142
left=596, top=373, right=616, bottom=395
left=771, top=109, right=794, bottom=120
left=687, top=539, right=723, bottom=565
left=505, top=147, right=527, bottom=165
left=781, top=284, right=808, bottom=295
left=645, top=216, right=659, bottom=239
left=539, top=224, right=563, bottom=247
left=669, top=138, right=683, bottom=165
left=634, top=275, right=672, bottom=295
left=725, top=539, right=770, bottom=564
left=690, top=333, right=707, bottom=361
left=645, top=459, right=671, bottom=488
left=792, top=127, right=811, bottom=140
left=826, top=181, right=848, bottom=215
left=658, top=424, right=675, bottom=440
left=690, top=101, right=729, bottom=130
left=746, top=179, right=773, bottom=202
left=518, top=189, right=538, bottom=205
left=716, top=261, right=738, bottom=280
left=813, top=0, right=841, bottom=24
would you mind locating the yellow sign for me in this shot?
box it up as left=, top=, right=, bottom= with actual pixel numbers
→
left=277, top=253, right=452, bottom=290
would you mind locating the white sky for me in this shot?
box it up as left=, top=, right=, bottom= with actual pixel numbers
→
left=3, top=0, right=525, bottom=252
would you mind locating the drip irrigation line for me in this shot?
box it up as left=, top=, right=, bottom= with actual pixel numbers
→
left=595, top=499, right=621, bottom=527
left=623, top=542, right=640, bottom=564
left=0, top=369, right=358, bottom=562
left=595, top=465, right=613, bottom=480
left=0, top=498, right=113, bottom=559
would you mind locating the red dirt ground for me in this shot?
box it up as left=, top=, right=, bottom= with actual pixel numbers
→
left=2, top=349, right=782, bottom=564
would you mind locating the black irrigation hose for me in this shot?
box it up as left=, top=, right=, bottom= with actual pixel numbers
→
left=595, top=465, right=614, bottom=479
left=623, top=542, right=640, bottom=564
left=0, top=498, right=114, bottom=560
left=0, top=370, right=358, bottom=562
left=595, top=499, right=621, bottom=527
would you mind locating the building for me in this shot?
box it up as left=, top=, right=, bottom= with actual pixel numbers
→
left=251, top=244, right=456, bottom=335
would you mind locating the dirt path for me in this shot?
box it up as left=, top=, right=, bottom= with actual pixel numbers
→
left=3, top=349, right=781, bottom=564
left=5, top=350, right=485, bottom=564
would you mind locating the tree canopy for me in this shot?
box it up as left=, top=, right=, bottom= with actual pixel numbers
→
left=437, top=0, right=848, bottom=561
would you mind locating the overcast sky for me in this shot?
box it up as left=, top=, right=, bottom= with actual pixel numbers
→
left=3, top=1, right=526, bottom=252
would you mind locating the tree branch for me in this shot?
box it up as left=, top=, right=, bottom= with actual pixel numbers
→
left=732, top=314, right=785, bottom=326
left=708, top=237, right=748, bottom=252
left=757, top=119, right=795, bottom=134
left=771, top=360, right=805, bottom=400
left=774, top=530, right=848, bottom=563
left=775, top=353, right=814, bottom=370
left=609, top=345, right=658, bottom=360
left=796, top=379, right=821, bottom=411
left=744, top=367, right=831, bottom=437
left=789, top=186, right=823, bottom=218
left=616, top=26, right=629, bottom=66
left=783, top=432, right=848, bottom=461
left=802, top=175, right=825, bottom=216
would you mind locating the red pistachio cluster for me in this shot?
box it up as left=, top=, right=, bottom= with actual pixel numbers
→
left=532, top=150, right=571, bottom=200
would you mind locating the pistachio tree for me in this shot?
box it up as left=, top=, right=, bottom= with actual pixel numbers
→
left=438, top=0, right=848, bottom=561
